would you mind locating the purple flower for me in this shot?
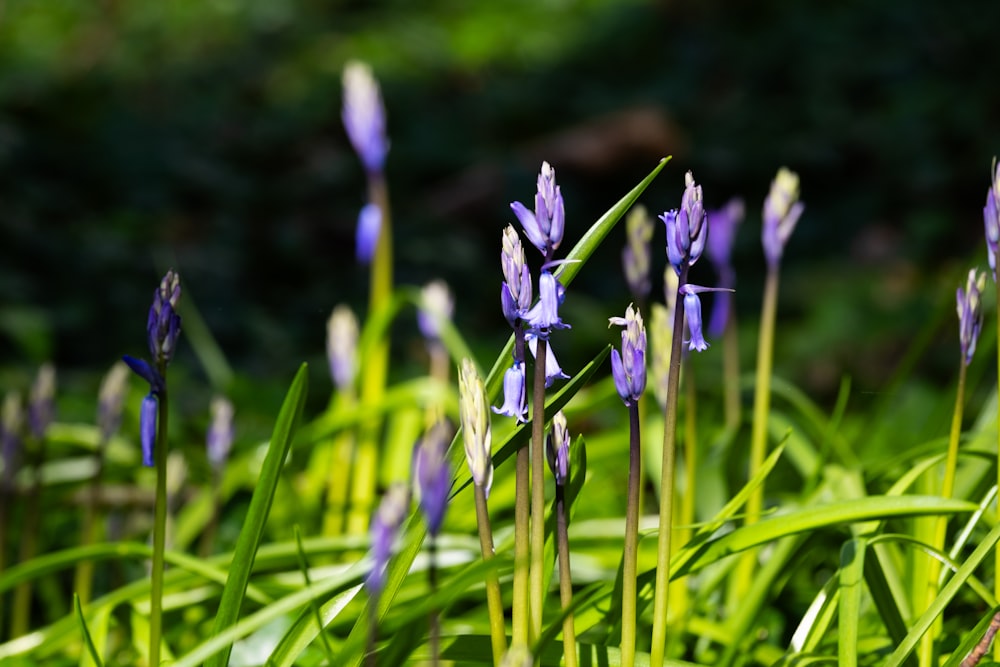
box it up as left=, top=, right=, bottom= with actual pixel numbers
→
left=493, top=362, right=527, bottom=422
left=762, top=168, right=804, bottom=268
left=97, top=362, right=130, bottom=443
left=659, top=172, right=708, bottom=275
left=342, top=61, right=388, bottom=174
left=527, top=333, right=570, bottom=387
left=622, top=205, right=654, bottom=300
left=413, top=422, right=452, bottom=537
left=28, top=363, right=56, bottom=440
left=418, top=280, right=454, bottom=343
left=206, top=396, right=235, bottom=472
left=356, top=202, right=382, bottom=264
left=501, top=225, right=532, bottom=325
left=984, top=161, right=1000, bottom=281
left=957, top=269, right=987, bottom=366
left=524, top=270, right=570, bottom=335
left=609, top=304, right=646, bottom=406
left=459, top=359, right=493, bottom=495
left=706, top=198, right=745, bottom=337
left=510, top=161, right=565, bottom=258
left=679, top=284, right=735, bottom=352
left=367, top=484, right=410, bottom=598
left=546, top=410, right=570, bottom=486
left=327, top=305, right=359, bottom=392
left=140, top=394, right=158, bottom=467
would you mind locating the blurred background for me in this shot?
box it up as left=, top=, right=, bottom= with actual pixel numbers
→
left=1, top=0, right=999, bottom=418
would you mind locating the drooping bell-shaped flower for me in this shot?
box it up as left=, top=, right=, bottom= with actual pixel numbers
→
left=510, top=161, right=565, bottom=258
left=97, top=361, right=130, bottom=443
left=327, top=305, right=359, bottom=392
left=206, top=396, right=235, bottom=473
left=524, top=270, right=570, bottom=335
left=679, top=284, right=735, bottom=352
left=139, top=394, right=158, bottom=467
left=659, top=172, right=708, bottom=275
left=367, top=483, right=410, bottom=598
left=501, top=225, right=533, bottom=325
left=622, top=205, right=654, bottom=301
left=957, top=268, right=987, bottom=366
left=28, top=363, right=56, bottom=440
left=706, top=198, right=745, bottom=337
left=493, top=362, right=527, bottom=423
left=418, top=280, right=454, bottom=343
left=414, top=421, right=452, bottom=536
left=356, top=202, right=382, bottom=264
left=459, top=359, right=494, bottom=495
left=526, top=333, right=570, bottom=387
left=984, top=160, right=1000, bottom=281
left=546, top=410, right=571, bottom=486
left=762, top=167, right=805, bottom=268
left=609, top=304, right=647, bottom=406
left=342, top=61, right=388, bottom=175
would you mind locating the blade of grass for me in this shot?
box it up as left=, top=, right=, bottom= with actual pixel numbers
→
left=838, top=538, right=866, bottom=667
left=74, top=594, right=104, bottom=667
left=205, top=363, right=308, bottom=667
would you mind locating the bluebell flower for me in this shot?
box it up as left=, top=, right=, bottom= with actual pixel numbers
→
left=762, top=167, right=805, bottom=268
left=1, top=392, right=23, bottom=492
left=679, top=284, right=734, bottom=352
left=609, top=304, right=646, bottom=406
left=206, top=396, right=235, bottom=473
left=957, top=269, right=987, bottom=366
left=356, top=202, right=382, bottom=264
left=510, top=161, right=565, bottom=257
left=706, top=198, right=744, bottom=337
left=984, top=160, right=1000, bottom=281
left=413, top=421, right=452, bottom=537
left=342, top=61, right=388, bottom=175
left=501, top=225, right=532, bottom=325
left=546, top=410, right=571, bottom=486
left=327, top=305, right=359, bottom=392
left=418, top=280, right=454, bottom=343
left=28, top=363, right=56, bottom=440
left=459, top=359, right=494, bottom=495
left=659, top=172, right=708, bottom=275
left=622, top=205, right=654, bottom=300
left=524, top=270, right=570, bottom=334
left=493, top=362, right=527, bottom=422
left=526, top=333, right=570, bottom=387
left=367, top=483, right=410, bottom=598
left=139, top=394, right=158, bottom=467
left=97, top=362, right=130, bottom=443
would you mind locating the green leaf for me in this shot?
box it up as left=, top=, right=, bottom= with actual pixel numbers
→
left=838, top=538, right=866, bottom=667
left=205, top=363, right=309, bottom=667
left=74, top=595, right=104, bottom=667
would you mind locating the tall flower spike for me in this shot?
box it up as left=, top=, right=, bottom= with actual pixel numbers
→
left=659, top=171, right=708, bottom=275
left=706, top=198, right=745, bottom=337
left=762, top=167, right=805, bottom=268
left=97, top=361, right=130, bottom=443
left=546, top=410, right=571, bottom=486
left=206, top=396, right=235, bottom=472
left=342, top=60, right=388, bottom=175
left=28, top=363, right=56, bottom=440
left=622, top=205, right=654, bottom=300
left=327, top=305, right=359, bottom=392
left=984, top=160, right=1000, bottom=281
left=510, top=161, right=565, bottom=257
left=459, top=359, right=494, bottom=495
left=526, top=333, right=570, bottom=387
left=493, top=362, right=528, bottom=423
left=957, top=268, right=987, bottom=366
left=501, top=225, right=533, bottom=325
left=418, top=280, right=454, bottom=343
left=609, top=304, right=647, bottom=406
left=679, top=284, right=735, bottom=352
left=414, top=421, right=452, bottom=537
left=367, top=483, right=410, bottom=598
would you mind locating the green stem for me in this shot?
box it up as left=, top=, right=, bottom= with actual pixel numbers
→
left=529, top=338, right=548, bottom=644
left=995, top=285, right=1000, bottom=664
left=650, top=263, right=688, bottom=667
left=722, top=302, right=741, bottom=431
left=75, top=439, right=108, bottom=604
left=674, top=363, right=698, bottom=628
left=513, top=437, right=531, bottom=648
left=555, top=483, right=577, bottom=667
left=11, top=436, right=46, bottom=638
left=474, top=483, right=508, bottom=664
left=150, top=388, right=170, bottom=666
left=622, top=402, right=642, bottom=667
left=919, top=360, right=967, bottom=667
left=324, top=392, right=356, bottom=537
left=351, top=173, right=393, bottom=536
left=734, top=267, right=779, bottom=600
left=428, top=536, right=440, bottom=667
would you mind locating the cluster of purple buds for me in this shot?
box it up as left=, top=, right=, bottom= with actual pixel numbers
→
left=762, top=167, right=804, bottom=269
left=367, top=483, right=410, bottom=598
left=546, top=410, right=571, bottom=486
left=659, top=172, right=708, bottom=276
left=501, top=225, right=532, bottom=327
left=609, top=304, right=647, bottom=406
left=413, top=421, right=452, bottom=537
left=706, top=198, right=744, bottom=337
left=123, top=270, right=182, bottom=467
left=984, top=160, right=1000, bottom=281
left=957, top=269, right=986, bottom=367
left=511, top=161, right=565, bottom=260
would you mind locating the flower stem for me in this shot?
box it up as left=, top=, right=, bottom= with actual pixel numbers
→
left=512, top=327, right=530, bottom=649
left=722, top=301, right=741, bottom=431
left=650, top=263, right=688, bottom=667
left=734, top=266, right=779, bottom=599
left=996, top=285, right=1000, bottom=663
left=622, top=402, right=642, bottom=667
left=919, top=359, right=967, bottom=667
left=529, top=338, right=548, bottom=643
left=149, top=388, right=169, bottom=667
left=428, top=536, right=440, bottom=667
left=674, top=363, right=698, bottom=626
left=75, top=437, right=109, bottom=603
left=11, top=436, right=46, bottom=638
left=555, top=481, right=578, bottom=667
left=474, top=483, right=508, bottom=664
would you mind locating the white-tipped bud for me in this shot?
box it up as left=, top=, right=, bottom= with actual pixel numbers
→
left=459, top=358, right=493, bottom=495
left=327, top=305, right=359, bottom=391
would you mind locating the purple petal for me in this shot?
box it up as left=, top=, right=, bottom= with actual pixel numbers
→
left=140, top=394, right=158, bottom=467
left=511, top=201, right=547, bottom=253
left=356, top=203, right=382, bottom=263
